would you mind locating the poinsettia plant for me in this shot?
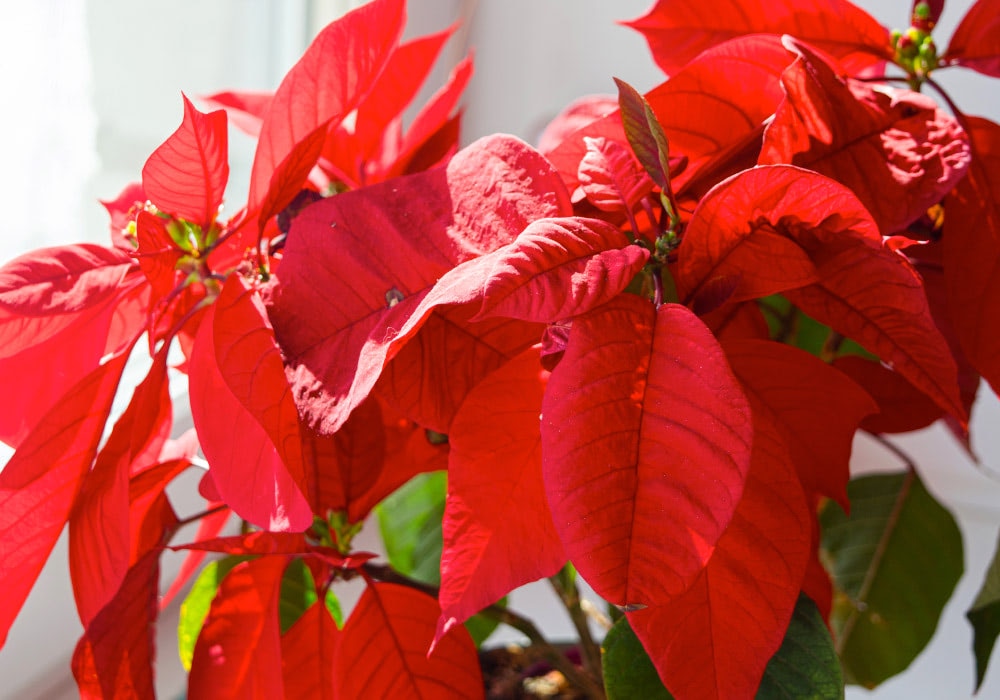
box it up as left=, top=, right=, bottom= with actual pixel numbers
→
left=2, top=0, right=1000, bottom=697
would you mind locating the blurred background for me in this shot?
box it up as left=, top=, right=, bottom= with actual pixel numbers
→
left=0, top=0, right=997, bottom=697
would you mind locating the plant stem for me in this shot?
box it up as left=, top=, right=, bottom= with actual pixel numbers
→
left=548, top=573, right=604, bottom=686
left=835, top=436, right=916, bottom=656
left=363, top=562, right=607, bottom=699
left=172, top=503, right=230, bottom=532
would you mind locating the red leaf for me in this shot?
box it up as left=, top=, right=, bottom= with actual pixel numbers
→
left=72, top=550, right=160, bottom=699
left=99, top=181, right=145, bottom=246
left=344, top=404, right=449, bottom=522
left=268, top=134, right=571, bottom=436
left=281, top=602, right=339, bottom=699
left=944, top=0, right=1000, bottom=77
left=0, top=351, right=130, bottom=649
left=0, top=244, right=134, bottom=315
left=833, top=355, right=943, bottom=434
left=188, top=557, right=287, bottom=700
left=627, top=409, right=811, bottom=699
left=544, top=36, right=792, bottom=199
left=473, top=217, right=649, bottom=323
left=677, top=166, right=840, bottom=305
left=786, top=242, right=966, bottom=424
left=69, top=348, right=172, bottom=625
left=388, top=55, right=473, bottom=179
left=298, top=397, right=385, bottom=520
left=201, top=90, right=271, bottom=137
left=374, top=215, right=646, bottom=432
left=759, top=38, right=971, bottom=234
left=128, top=459, right=190, bottom=565
left=538, top=94, right=618, bottom=155
left=188, top=298, right=312, bottom=532
left=173, top=531, right=308, bottom=557
left=347, top=25, right=456, bottom=169
left=142, top=94, right=229, bottom=227
left=335, top=583, right=483, bottom=699
left=374, top=310, right=542, bottom=433
left=0, top=282, right=143, bottom=447
left=578, top=136, right=655, bottom=212
left=248, top=0, right=406, bottom=228
left=945, top=116, right=1000, bottom=392
left=439, top=347, right=565, bottom=633
left=541, top=295, right=752, bottom=607
left=725, top=340, right=877, bottom=509
left=623, top=0, right=891, bottom=77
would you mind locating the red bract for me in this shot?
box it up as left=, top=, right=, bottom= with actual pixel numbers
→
left=541, top=295, right=753, bottom=608
left=623, top=0, right=891, bottom=77
left=141, top=94, right=229, bottom=228
left=759, top=38, right=971, bottom=234
left=944, top=0, right=1000, bottom=77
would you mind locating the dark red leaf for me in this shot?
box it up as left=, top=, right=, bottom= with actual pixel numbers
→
left=439, top=347, right=565, bottom=634
left=298, top=397, right=385, bottom=520
left=335, top=583, right=483, bottom=699
left=760, top=38, right=971, bottom=234
left=188, top=298, right=312, bottom=532
left=833, top=355, right=943, bottom=434
left=344, top=403, right=449, bottom=522
left=142, top=94, right=229, bottom=227
left=944, top=0, right=1000, bottom=77
left=248, top=0, right=405, bottom=228
left=627, top=409, right=811, bottom=699
left=541, top=295, right=752, bottom=608
left=72, top=550, right=160, bottom=699
left=615, top=78, right=672, bottom=191
left=281, top=601, right=339, bottom=699
left=268, top=134, right=571, bottom=436
left=0, top=350, right=130, bottom=649
left=725, top=340, right=877, bottom=509
left=944, top=116, right=1000, bottom=393
left=786, top=242, right=966, bottom=425
left=188, top=556, right=288, bottom=699
left=623, top=0, right=891, bottom=77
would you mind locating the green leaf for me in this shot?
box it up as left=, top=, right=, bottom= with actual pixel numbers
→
left=602, top=616, right=673, bottom=700
left=614, top=77, right=671, bottom=192
left=464, top=596, right=507, bottom=647
left=177, top=556, right=248, bottom=671
left=376, top=471, right=446, bottom=586
left=278, top=558, right=344, bottom=633
left=758, top=594, right=844, bottom=699
left=820, top=470, right=963, bottom=687
left=968, top=528, right=1000, bottom=690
